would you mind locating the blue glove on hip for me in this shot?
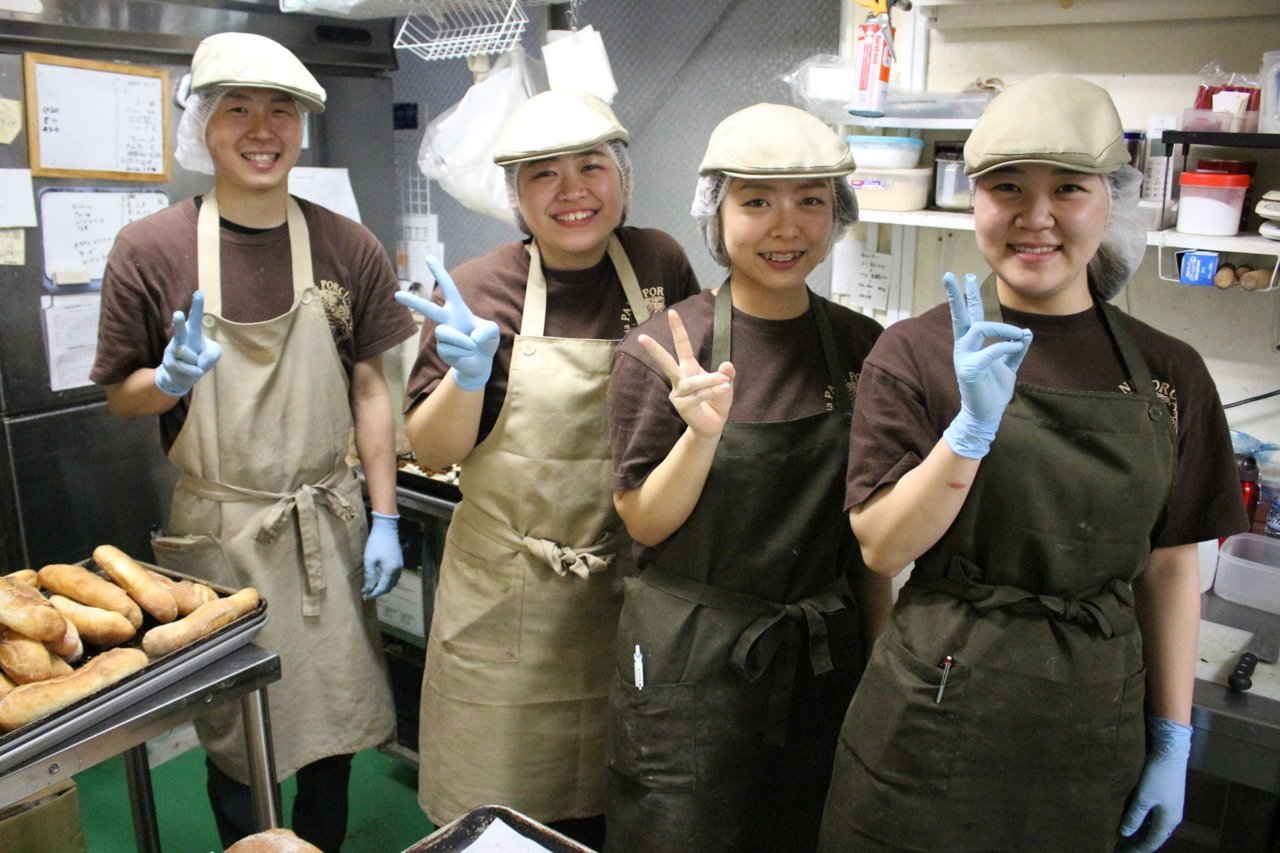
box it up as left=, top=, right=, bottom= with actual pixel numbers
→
left=362, top=511, right=403, bottom=600
left=155, top=291, right=223, bottom=397
left=1118, top=716, right=1192, bottom=853
left=395, top=256, right=499, bottom=392
left=940, top=272, right=1033, bottom=459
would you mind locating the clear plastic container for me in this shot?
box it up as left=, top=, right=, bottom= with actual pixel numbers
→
left=933, top=142, right=970, bottom=211
left=848, top=167, right=931, bottom=211
left=1215, top=533, right=1280, bottom=614
left=1176, top=171, right=1250, bottom=237
left=846, top=135, right=923, bottom=169
left=1262, top=50, right=1280, bottom=134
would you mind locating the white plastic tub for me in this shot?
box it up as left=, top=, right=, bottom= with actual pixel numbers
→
left=848, top=167, right=931, bottom=211
left=846, top=135, right=924, bottom=169
left=1215, top=533, right=1280, bottom=614
left=1176, top=171, right=1250, bottom=237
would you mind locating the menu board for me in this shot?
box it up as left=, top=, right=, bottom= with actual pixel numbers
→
left=24, top=52, right=169, bottom=181
left=39, top=188, right=169, bottom=285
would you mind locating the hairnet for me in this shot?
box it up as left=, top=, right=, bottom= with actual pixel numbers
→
left=173, top=87, right=310, bottom=176
left=504, top=138, right=632, bottom=237
left=1088, top=164, right=1147, bottom=301
left=690, top=171, right=858, bottom=268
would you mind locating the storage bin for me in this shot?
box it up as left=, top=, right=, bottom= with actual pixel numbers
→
left=847, top=135, right=923, bottom=169
left=1215, top=533, right=1280, bottom=614
left=848, top=167, right=931, bottom=211
left=1176, top=171, right=1250, bottom=237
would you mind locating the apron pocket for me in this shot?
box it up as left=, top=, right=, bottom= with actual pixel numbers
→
left=606, top=674, right=697, bottom=792
left=432, top=524, right=526, bottom=663
left=150, top=533, right=242, bottom=589
left=841, top=630, right=961, bottom=798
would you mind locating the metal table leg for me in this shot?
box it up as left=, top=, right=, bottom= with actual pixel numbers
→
left=123, top=743, right=161, bottom=853
left=240, top=685, right=281, bottom=830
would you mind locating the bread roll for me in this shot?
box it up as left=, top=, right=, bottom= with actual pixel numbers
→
left=144, top=569, right=218, bottom=616
left=39, top=563, right=144, bottom=629
left=44, top=612, right=83, bottom=663
left=225, top=828, right=322, bottom=852
left=0, top=577, right=66, bottom=642
left=0, top=647, right=148, bottom=731
left=0, top=627, right=53, bottom=684
left=92, top=545, right=177, bottom=623
left=0, top=670, right=14, bottom=700
left=48, top=655, right=73, bottom=678
left=142, top=588, right=260, bottom=658
left=4, top=569, right=39, bottom=589
left=48, top=595, right=136, bottom=648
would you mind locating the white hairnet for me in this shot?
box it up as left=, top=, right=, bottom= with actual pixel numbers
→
left=691, top=171, right=859, bottom=267
left=173, top=86, right=311, bottom=176
left=1088, top=164, right=1147, bottom=301
left=504, top=138, right=632, bottom=237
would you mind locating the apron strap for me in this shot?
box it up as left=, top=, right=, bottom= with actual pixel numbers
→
left=640, top=566, right=853, bottom=745
left=519, top=534, right=618, bottom=579
left=177, top=465, right=359, bottom=616
left=196, top=192, right=314, bottom=317
left=711, top=282, right=851, bottom=421
left=908, top=554, right=1138, bottom=638
left=521, top=234, right=649, bottom=337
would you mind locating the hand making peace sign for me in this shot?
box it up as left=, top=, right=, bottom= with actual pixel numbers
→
left=637, top=308, right=736, bottom=440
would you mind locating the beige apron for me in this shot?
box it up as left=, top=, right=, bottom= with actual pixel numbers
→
left=151, top=192, right=394, bottom=782
left=419, top=235, right=650, bottom=825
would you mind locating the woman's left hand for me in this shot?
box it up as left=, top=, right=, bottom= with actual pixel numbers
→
left=1117, top=716, right=1192, bottom=852
left=638, top=309, right=735, bottom=440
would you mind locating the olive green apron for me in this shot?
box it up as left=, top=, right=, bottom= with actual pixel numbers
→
left=418, top=236, right=652, bottom=826
left=150, top=192, right=394, bottom=782
left=820, top=279, right=1177, bottom=852
left=605, top=283, right=866, bottom=853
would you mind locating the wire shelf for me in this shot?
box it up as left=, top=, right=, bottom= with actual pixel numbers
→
left=394, top=0, right=575, bottom=62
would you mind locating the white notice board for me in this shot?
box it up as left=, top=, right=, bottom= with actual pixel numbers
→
left=39, top=189, right=168, bottom=287
left=24, top=52, right=170, bottom=181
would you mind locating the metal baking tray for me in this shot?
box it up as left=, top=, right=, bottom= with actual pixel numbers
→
left=404, top=804, right=594, bottom=852
left=0, top=559, right=267, bottom=774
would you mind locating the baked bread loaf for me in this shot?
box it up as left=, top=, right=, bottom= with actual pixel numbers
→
left=142, top=588, right=259, bottom=658
left=0, top=647, right=148, bottom=731
left=92, top=545, right=177, bottom=623
left=0, top=577, right=66, bottom=642
left=224, top=828, right=322, bottom=852
left=48, top=595, right=137, bottom=648
left=39, top=563, right=144, bottom=629
left=145, top=569, right=218, bottom=616
left=0, top=627, right=54, bottom=684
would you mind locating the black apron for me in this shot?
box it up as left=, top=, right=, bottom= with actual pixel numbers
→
left=819, top=279, right=1178, bottom=852
left=605, top=284, right=867, bottom=853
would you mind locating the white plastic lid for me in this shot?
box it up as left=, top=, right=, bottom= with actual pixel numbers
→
left=846, top=135, right=924, bottom=149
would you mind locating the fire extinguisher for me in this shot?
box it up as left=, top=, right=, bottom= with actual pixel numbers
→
left=849, top=0, right=908, bottom=118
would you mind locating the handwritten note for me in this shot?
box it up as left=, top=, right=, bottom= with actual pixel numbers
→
left=0, top=97, right=21, bottom=145
left=0, top=229, right=23, bottom=266
left=25, top=53, right=168, bottom=181
left=39, top=189, right=168, bottom=283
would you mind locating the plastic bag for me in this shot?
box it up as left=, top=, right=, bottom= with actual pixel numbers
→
left=543, top=25, right=617, bottom=104
left=418, top=48, right=544, bottom=225
left=780, top=54, right=856, bottom=117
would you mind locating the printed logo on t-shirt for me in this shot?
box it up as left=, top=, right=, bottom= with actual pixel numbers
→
left=824, top=370, right=861, bottom=412
left=317, top=279, right=354, bottom=346
left=1118, top=377, right=1179, bottom=432
left=620, top=286, right=667, bottom=333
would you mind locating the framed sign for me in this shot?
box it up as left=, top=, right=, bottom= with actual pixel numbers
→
left=24, top=52, right=169, bottom=182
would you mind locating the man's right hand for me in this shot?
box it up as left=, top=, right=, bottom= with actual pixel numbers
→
left=155, top=291, right=222, bottom=397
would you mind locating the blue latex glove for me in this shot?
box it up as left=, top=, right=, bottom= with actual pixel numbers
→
left=939, top=272, right=1033, bottom=459
left=362, top=511, right=403, bottom=600
left=155, top=291, right=223, bottom=397
left=1118, top=716, right=1193, bottom=852
left=395, top=257, right=499, bottom=392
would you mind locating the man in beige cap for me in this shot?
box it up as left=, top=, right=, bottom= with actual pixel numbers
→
left=603, top=102, right=889, bottom=852
left=92, top=31, right=414, bottom=851
left=397, top=89, right=699, bottom=847
left=819, top=73, right=1246, bottom=852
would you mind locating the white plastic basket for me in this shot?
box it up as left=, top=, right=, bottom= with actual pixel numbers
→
left=395, top=0, right=576, bottom=61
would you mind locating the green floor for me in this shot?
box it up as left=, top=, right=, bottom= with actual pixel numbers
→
left=75, top=745, right=434, bottom=852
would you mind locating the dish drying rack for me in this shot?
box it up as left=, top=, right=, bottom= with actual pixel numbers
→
left=394, top=0, right=577, bottom=62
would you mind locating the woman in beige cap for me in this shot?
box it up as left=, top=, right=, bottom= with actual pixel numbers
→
left=92, top=31, right=413, bottom=851
left=819, top=74, right=1247, bottom=852
left=398, top=89, right=699, bottom=846
left=603, top=103, right=890, bottom=851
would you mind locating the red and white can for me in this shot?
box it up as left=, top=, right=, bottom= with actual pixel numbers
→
left=849, top=18, right=893, bottom=117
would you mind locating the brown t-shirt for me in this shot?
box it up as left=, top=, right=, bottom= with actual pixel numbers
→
left=402, top=226, right=700, bottom=444
left=91, top=196, right=416, bottom=452
left=846, top=296, right=1249, bottom=547
left=610, top=288, right=884, bottom=560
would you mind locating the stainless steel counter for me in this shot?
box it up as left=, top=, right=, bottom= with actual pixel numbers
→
left=0, top=643, right=282, bottom=852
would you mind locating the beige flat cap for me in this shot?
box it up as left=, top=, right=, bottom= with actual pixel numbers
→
left=699, top=103, right=855, bottom=178
left=964, top=74, right=1128, bottom=177
left=190, top=32, right=326, bottom=114
left=492, top=90, right=629, bottom=166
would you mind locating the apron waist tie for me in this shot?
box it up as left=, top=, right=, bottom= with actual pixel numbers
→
left=910, top=555, right=1137, bottom=638
left=640, top=567, right=853, bottom=746
left=520, top=535, right=616, bottom=579
left=177, top=466, right=358, bottom=616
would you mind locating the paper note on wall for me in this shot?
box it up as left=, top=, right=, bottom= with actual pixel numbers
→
left=0, top=169, right=37, bottom=227
left=39, top=189, right=168, bottom=284
left=41, top=292, right=101, bottom=391
left=0, top=98, right=21, bottom=145
left=288, top=167, right=361, bottom=223
left=0, top=229, right=23, bottom=265
left=853, top=251, right=893, bottom=312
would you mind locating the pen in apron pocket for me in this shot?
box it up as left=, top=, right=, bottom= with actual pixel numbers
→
left=634, top=644, right=645, bottom=690
left=935, top=655, right=954, bottom=704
